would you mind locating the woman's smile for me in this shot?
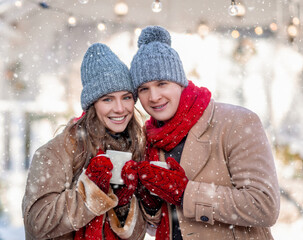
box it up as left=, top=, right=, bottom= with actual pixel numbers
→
left=94, top=91, right=135, bottom=133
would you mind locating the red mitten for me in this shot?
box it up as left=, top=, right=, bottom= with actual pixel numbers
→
left=138, top=158, right=188, bottom=205
left=113, top=160, right=138, bottom=207
left=136, top=181, right=163, bottom=209
left=86, top=151, right=113, bottom=194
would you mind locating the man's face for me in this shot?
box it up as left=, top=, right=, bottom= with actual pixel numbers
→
left=137, top=80, right=183, bottom=122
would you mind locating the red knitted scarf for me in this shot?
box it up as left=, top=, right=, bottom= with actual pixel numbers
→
left=144, top=81, right=211, bottom=240
left=74, top=214, right=120, bottom=240
left=145, top=81, right=211, bottom=161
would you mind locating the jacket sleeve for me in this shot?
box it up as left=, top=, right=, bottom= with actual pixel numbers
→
left=22, top=136, right=118, bottom=239
left=183, top=109, right=280, bottom=227
left=108, top=195, right=147, bottom=239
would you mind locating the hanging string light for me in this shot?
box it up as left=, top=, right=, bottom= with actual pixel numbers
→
left=152, top=0, right=162, bottom=13
left=114, top=0, right=129, bottom=17
left=231, top=29, right=240, bottom=38
left=269, top=22, right=278, bottom=32
left=292, top=17, right=300, bottom=26
left=254, top=26, right=263, bottom=36
left=134, top=28, right=142, bottom=36
left=228, top=0, right=238, bottom=16
left=287, top=21, right=299, bottom=42
left=68, top=15, right=77, bottom=26
left=97, top=22, right=106, bottom=31
left=287, top=1, right=300, bottom=42
left=235, top=1, right=246, bottom=17
left=15, top=0, right=23, bottom=7
left=78, top=0, right=89, bottom=4
left=197, top=22, right=210, bottom=38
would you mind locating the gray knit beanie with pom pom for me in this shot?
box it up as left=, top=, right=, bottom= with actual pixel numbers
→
left=81, top=43, right=135, bottom=111
left=130, top=26, right=188, bottom=90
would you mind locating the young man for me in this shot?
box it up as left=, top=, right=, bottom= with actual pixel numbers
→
left=131, top=26, right=280, bottom=240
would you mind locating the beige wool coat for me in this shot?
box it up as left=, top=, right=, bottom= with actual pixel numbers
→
left=22, top=131, right=146, bottom=240
left=143, top=99, right=280, bottom=240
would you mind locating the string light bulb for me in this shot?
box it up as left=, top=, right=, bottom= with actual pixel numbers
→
left=292, top=17, right=300, bottom=26
left=269, top=22, right=278, bottom=32
left=254, top=26, right=263, bottom=35
left=68, top=16, right=77, bottom=26
left=197, top=22, right=210, bottom=38
left=15, top=0, right=23, bottom=7
left=255, top=26, right=263, bottom=36
left=114, top=0, right=129, bottom=16
left=78, top=0, right=89, bottom=4
left=228, top=0, right=238, bottom=16
left=236, top=2, right=246, bottom=17
left=97, top=22, right=106, bottom=31
left=231, top=29, right=240, bottom=38
left=134, top=28, right=142, bottom=36
left=287, top=23, right=298, bottom=38
left=152, top=0, right=162, bottom=13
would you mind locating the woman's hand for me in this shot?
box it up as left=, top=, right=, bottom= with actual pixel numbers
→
left=113, top=160, right=138, bottom=207
left=85, top=154, right=113, bottom=194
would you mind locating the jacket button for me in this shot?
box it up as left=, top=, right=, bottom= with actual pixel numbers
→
left=200, top=216, right=209, bottom=222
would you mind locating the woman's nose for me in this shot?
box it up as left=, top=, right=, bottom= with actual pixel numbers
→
left=113, top=99, right=124, bottom=113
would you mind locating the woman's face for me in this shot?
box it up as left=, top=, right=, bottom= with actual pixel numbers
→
left=94, top=91, right=135, bottom=134
left=137, top=80, right=183, bottom=122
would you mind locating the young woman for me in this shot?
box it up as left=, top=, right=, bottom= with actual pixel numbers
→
left=130, top=26, right=280, bottom=240
left=22, top=43, right=146, bottom=240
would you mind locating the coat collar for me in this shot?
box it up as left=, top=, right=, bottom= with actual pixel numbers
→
left=189, top=99, right=215, bottom=139
left=180, top=99, right=215, bottom=180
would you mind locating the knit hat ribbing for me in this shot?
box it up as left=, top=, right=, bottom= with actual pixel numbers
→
left=81, top=43, right=135, bottom=111
left=130, top=26, right=188, bottom=90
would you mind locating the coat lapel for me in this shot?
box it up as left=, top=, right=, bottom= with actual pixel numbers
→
left=180, top=100, right=215, bottom=180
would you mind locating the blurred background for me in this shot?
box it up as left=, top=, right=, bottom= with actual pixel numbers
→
left=0, top=0, right=303, bottom=239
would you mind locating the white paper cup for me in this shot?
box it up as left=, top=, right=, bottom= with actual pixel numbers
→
left=150, top=161, right=169, bottom=169
left=103, top=150, right=132, bottom=185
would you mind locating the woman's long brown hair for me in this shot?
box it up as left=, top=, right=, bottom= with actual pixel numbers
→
left=64, top=104, right=144, bottom=180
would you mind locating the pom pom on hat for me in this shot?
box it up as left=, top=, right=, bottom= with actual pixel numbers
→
left=138, top=26, right=171, bottom=48
left=130, top=26, right=188, bottom=90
